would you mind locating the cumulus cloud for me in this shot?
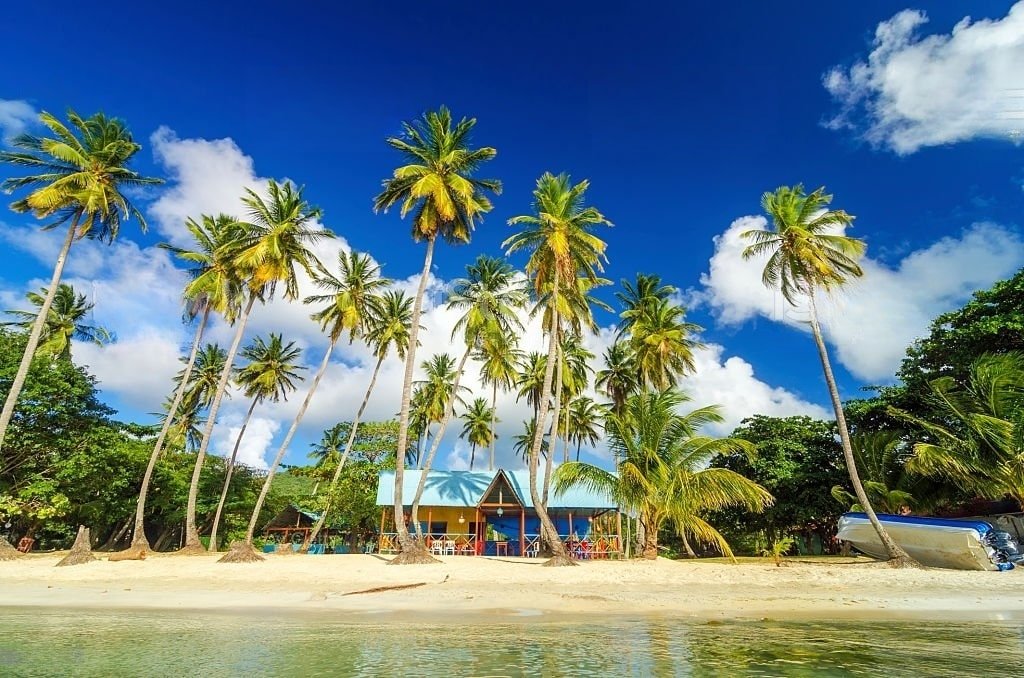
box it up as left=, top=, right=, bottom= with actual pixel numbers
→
left=696, top=215, right=1024, bottom=382
left=824, top=3, right=1024, bottom=153
left=0, top=98, right=36, bottom=142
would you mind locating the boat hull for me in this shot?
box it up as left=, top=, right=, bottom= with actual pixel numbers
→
left=836, top=513, right=1010, bottom=571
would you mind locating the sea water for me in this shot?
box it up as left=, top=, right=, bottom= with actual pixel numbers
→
left=1, top=608, right=1022, bottom=676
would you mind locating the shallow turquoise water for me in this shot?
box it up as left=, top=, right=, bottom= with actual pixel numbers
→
left=1, top=608, right=1023, bottom=676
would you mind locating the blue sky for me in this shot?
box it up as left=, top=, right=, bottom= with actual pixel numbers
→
left=2, top=1, right=1023, bottom=469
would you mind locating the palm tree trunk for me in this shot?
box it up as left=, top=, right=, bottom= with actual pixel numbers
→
left=183, top=294, right=256, bottom=552
left=243, top=341, right=336, bottom=545
left=410, top=347, right=471, bottom=541
left=807, top=292, right=917, bottom=567
left=208, top=395, right=258, bottom=552
left=575, top=441, right=581, bottom=463
left=489, top=382, right=497, bottom=471
left=303, top=352, right=386, bottom=550
left=391, top=236, right=436, bottom=564
left=116, top=306, right=210, bottom=557
left=680, top=532, right=696, bottom=558
left=527, top=300, right=573, bottom=566
left=640, top=513, right=659, bottom=560
left=0, top=214, right=79, bottom=456
left=469, top=443, right=476, bottom=471
left=542, top=341, right=563, bottom=510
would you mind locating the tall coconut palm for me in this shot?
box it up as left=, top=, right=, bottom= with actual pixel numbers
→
left=310, top=424, right=346, bottom=477
left=460, top=397, right=496, bottom=470
left=596, top=341, right=639, bottom=417
left=208, top=333, right=305, bottom=551
left=616, top=273, right=676, bottom=339
left=741, top=184, right=915, bottom=566
left=567, top=396, right=605, bottom=462
left=504, top=172, right=611, bottom=565
left=373, top=107, right=500, bottom=562
left=2, top=283, right=110, bottom=360
left=182, top=344, right=230, bottom=412
left=114, top=214, right=247, bottom=559
left=304, top=291, right=415, bottom=550
left=408, top=256, right=526, bottom=536
left=513, top=419, right=549, bottom=463
left=555, top=390, right=773, bottom=559
left=0, top=110, right=161, bottom=455
left=478, top=330, right=523, bottom=470
left=515, top=352, right=549, bottom=419
left=185, top=180, right=331, bottom=553
left=903, top=353, right=1024, bottom=506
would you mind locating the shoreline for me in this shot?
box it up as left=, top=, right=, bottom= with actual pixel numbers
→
left=3, top=553, right=1024, bottom=622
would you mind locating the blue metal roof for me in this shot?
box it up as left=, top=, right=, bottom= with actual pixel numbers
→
left=376, top=469, right=617, bottom=510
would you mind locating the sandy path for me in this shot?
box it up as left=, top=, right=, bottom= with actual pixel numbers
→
left=3, top=553, right=1024, bottom=620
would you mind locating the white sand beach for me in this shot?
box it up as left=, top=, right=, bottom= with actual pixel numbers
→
left=3, top=552, right=1024, bottom=620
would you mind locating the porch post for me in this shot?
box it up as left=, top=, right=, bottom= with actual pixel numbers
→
left=616, top=510, right=623, bottom=557
left=427, top=509, right=432, bottom=539
left=379, top=508, right=386, bottom=552
left=519, top=508, right=525, bottom=557
left=475, top=507, right=481, bottom=555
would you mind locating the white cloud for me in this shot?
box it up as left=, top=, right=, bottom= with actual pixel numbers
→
left=0, top=98, right=36, bottom=142
left=212, top=414, right=281, bottom=470
left=696, top=215, right=1024, bottom=382
left=824, top=3, right=1024, bottom=153
left=73, top=331, right=181, bottom=410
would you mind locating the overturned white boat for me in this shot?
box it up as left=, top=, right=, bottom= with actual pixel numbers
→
left=837, top=512, right=1022, bottom=571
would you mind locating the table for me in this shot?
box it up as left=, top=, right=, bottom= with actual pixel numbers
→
left=495, top=541, right=508, bottom=556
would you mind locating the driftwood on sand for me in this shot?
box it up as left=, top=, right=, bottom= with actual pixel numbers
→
left=0, top=536, right=21, bottom=561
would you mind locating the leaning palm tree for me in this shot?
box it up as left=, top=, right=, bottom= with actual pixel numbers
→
left=902, top=353, right=1024, bottom=506
left=460, top=397, right=496, bottom=470
left=555, top=390, right=772, bottom=559
left=114, top=214, right=246, bottom=559
left=741, top=184, right=915, bottom=566
left=0, top=110, right=161, bottom=455
left=208, top=333, right=305, bottom=551
left=185, top=180, right=332, bottom=554
left=374, top=107, right=500, bottom=563
left=303, top=292, right=415, bottom=550
left=505, top=172, right=611, bottom=565
left=2, top=283, right=110, bottom=360
left=408, top=256, right=526, bottom=537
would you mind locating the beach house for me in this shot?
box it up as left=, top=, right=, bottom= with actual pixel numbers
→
left=375, top=469, right=622, bottom=557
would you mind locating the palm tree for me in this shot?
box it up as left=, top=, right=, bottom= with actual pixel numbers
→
left=310, top=424, right=346, bottom=472
left=616, top=273, right=676, bottom=339
left=741, top=184, right=915, bottom=566
left=513, top=419, right=549, bottom=463
left=2, top=283, right=110, bottom=359
left=304, top=292, right=415, bottom=551
left=831, top=431, right=918, bottom=514
left=555, top=390, right=773, bottom=559
left=902, top=353, right=1024, bottom=506
left=226, top=249, right=389, bottom=560
left=182, top=344, right=230, bottom=412
left=185, top=179, right=331, bottom=553
left=504, top=172, right=611, bottom=565
left=596, top=341, right=639, bottom=416
left=478, top=330, right=523, bottom=470
left=0, top=110, right=160, bottom=455
left=111, top=214, right=248, bottom=559
left=374, top=107, right=500, bottom=562
left=460, top=397, right=496, bottom=470
left=408, top=256, right=526, bottom=537
left=567, top=396, right=605, bottom=462
left=208, top=333, right=305, bottom=551
left=629, top=297, right=703, bottom=391
left=515, top=352, right=549, bottom=419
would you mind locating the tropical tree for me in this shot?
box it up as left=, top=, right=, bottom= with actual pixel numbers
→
left=513, top=419, right=549, bottom=463
left=185, top=179, right=331, bottom=553
left=304, top=290, right=415, bottom=550
left=741, top=184, right=915, bottom=566
left=555, top=390, right=773, bottom=559
left=373, top=106, right=500, bottom=563
left=2, top=284, right=110, bottom=360
left=595, top=341, right=639, bottom=417
left=408, top=256, right=526, bottom=537
left=208, top=334, right=305, bottom=551
left=629, top=297, right=703, bottom=391
left=505, top=171, right=611, bottom=565
left=225, top=249, right=393, bottom=561
left=566, top=396, right=605, bottom=462
left=112, top=214, right=248, bottom=558
left=830, top=431, right=919, bottom=515
left=460, top=397, right=496, bottom=470
left=0, top=110, right=161, bottom=455
left=902, top=353, right=1024, bottom=507
left=478, top=330, right=523, bottom=470
left=310, top=424, right=347, bottom=475
left=516, top=352, right=549, bottom=419
left=616, top=273, right=675, bottom=338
